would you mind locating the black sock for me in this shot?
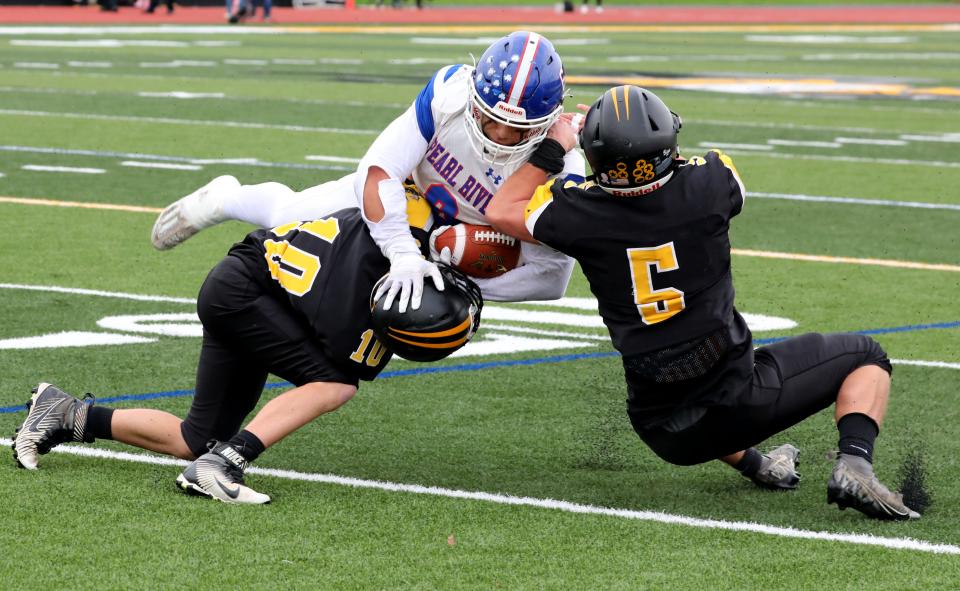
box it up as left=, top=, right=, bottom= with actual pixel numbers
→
left=837, top=413, right=879, bottom=463
left=85, top=406, right=115, bottom=440
left=227, top=430, right=266, bottom=463
left=734, top=447, right=763, bottom=478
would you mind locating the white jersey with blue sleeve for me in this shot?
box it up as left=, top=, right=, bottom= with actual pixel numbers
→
left=410, top=64, right=585, bottom=225
left=353, top=64, right=584, bottom=301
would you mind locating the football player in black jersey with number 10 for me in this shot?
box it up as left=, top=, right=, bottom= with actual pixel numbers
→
left=487, top=85, right=918, bottom=520
left=13, top=204, right=482, bottom=504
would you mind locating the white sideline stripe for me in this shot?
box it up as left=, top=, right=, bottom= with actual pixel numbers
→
left=749, top=192, right=960, bottom=212
left=0, top=109, right=379, bottom=136
left=892, top=359, right=960, bottom=370
left=21, top=165, right=105, bottom=174
left=120, top=160, right=202, bottom=171
left=0, top=437, right=954, bottom=555
left=0, top=283, right=192, bottom=304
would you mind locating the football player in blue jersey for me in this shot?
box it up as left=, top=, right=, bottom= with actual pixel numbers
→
left=486, top=85, right=919, bottom=521
left=152, top=31, right=586, bottom=313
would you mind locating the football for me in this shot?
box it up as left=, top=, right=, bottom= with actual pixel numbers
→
left=429, top=223, right=522, bottom=279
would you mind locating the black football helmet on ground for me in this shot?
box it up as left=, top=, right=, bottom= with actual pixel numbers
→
left=370, top=264, right=483, bottom=362
left=580, top=85, right=682, bottom=197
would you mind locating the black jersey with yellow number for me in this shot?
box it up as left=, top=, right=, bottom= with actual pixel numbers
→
left=525, top=151, right=752, bottom=419
left=227, top=208, right=428, bottom=383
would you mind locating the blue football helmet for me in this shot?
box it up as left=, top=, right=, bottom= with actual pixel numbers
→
left=465, top=31, right=566, bottom=166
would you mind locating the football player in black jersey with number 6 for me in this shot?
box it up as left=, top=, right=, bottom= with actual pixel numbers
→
left=487, top=85, right=918, bottom=520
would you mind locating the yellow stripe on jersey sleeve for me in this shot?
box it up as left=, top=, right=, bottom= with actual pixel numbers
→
left=524, top=179, right=562, bottom=237
left=524, top=179, right=557, bottom=221
left=714, top=151, right=742, bottom=179
left=710, top=150, right=746, bottom=202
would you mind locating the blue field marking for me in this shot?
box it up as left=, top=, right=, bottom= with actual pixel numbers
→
left=2, top=320, right=958, bottom=415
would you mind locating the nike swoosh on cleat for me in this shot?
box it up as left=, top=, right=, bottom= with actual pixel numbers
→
left=216, top=478, right=241, bottom=500
left=25, top=403, right=58, bottom=433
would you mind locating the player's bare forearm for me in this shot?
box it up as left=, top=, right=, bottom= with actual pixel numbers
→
left=486, top=163, right=546, bottom=243
left=362, top=166, right=390, bottom=222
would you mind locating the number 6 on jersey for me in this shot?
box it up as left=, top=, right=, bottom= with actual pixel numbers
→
left=627, top=242, right=686, bottom=325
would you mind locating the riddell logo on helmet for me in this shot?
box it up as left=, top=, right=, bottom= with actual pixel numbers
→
left=608, top=181, right=664, bottom=197
left=494, top=102, right=526, bottom=118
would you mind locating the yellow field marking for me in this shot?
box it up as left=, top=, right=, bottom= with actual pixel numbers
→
left=4, top=195, right=957, bottom=272
left=733, top=248, right=960, bottom=273
left=0, top=195, right=161, bottom=214
left=279, top=24, right=960, bottom=34
left=565, top=75, right=959, bottom=99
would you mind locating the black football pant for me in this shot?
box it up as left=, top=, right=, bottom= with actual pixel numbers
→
left=180, top=255, right=354, bottom=458
left=632, top=333, right=892, bottom=466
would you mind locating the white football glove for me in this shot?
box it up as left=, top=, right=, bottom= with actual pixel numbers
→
left=428, top=225, right=455, bottom=265
left=375, top=252, right=444, bottom=313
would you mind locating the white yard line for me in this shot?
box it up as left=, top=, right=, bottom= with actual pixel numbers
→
left=698, top=141, right=773, bottom=151
left=0, top=436, right=955, bottom=555
left=835, top=137, right=908, bottom=146
left=120, top=160, right=202, bottom=171
left=0, top=109, right=379, bottom=136
left=21, top=165, right=105, bottom=174
left=748, top=192, right=960, bottom=212
left=767, top=139, right=841, bottom=149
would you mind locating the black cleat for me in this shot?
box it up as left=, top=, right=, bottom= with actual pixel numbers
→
left=13, top=383, right=93, bottom=470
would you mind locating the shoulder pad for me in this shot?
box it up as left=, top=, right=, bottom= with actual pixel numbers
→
left=430, top=65, right=470, bottom=116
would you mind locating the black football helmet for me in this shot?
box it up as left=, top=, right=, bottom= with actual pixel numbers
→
left=580, top=85, right=682, bottom=197
left=370, top=264, right=483, bottom=362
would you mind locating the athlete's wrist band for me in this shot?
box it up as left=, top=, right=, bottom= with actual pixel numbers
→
left=528, top=138, right=566, bottom=175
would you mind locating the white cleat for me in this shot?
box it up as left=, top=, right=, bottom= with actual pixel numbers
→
left=750, top=443, right=801, bottom=490
left=828, top=454, right=919, bottom=520
left=151, top=175, right=240, bottom=250
left=176, top=441, right=271, bottom=505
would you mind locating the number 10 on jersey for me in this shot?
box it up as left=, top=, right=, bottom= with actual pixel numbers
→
left=627, top=242, right=686, bottom=325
